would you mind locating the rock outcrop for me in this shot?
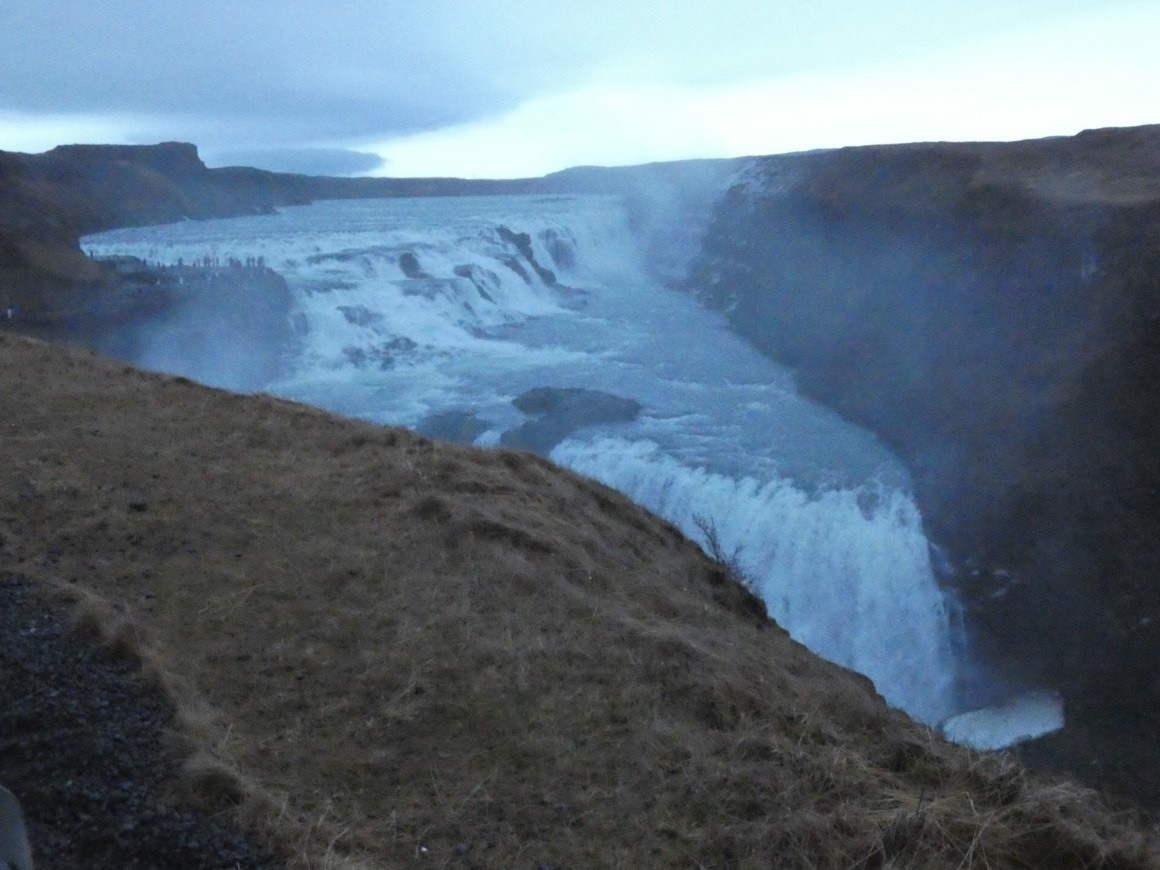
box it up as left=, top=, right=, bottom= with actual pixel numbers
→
left=0, top=142, right=310, bottom=330
left=501, top=386, right=643, bottom=453
left=68, top=257, right=296, bottom=391
left=0, top=143, right=553, bottom=333
left=684, top=124, right=1160, bottom=805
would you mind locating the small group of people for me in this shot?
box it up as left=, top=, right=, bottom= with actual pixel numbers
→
left=173, top=255, right=266, bottom=269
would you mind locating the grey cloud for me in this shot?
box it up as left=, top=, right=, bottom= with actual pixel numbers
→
left=0, top=0, right=1115, bottom=153
left=0, top=0, right=586, bottom=147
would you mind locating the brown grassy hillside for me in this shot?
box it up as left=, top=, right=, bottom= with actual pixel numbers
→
left=1, top=331, right=1157, bottom=868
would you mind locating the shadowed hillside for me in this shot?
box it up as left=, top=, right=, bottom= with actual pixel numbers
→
left=2, top=331, right=1157, bottom=867
left=685, top=124, right=1160, bottom=807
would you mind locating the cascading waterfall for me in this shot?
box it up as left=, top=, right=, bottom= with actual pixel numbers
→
left=85, top=193, right=974, bottom=727
left=551, top=437, right=961, bottom=724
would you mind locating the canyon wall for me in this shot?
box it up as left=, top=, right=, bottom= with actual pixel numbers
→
left=685, top=125, right=1160, bottom=804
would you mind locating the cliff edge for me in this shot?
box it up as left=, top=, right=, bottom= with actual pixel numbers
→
left=0, top=142, right=311, bottom=329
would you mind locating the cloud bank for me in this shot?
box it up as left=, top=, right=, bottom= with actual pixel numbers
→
left=1, top=0, right=1156, bottom=176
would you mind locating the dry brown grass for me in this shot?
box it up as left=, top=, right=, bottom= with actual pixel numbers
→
left=2, top=331, right=1157, bottom=868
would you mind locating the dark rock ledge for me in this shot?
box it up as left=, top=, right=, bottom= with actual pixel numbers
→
left=500, top=386, right=643, bottom=453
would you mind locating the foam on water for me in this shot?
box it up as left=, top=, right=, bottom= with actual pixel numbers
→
left=940, top=690, right=1065, bottom=750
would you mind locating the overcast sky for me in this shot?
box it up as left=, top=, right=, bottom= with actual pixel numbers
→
left=1, top=1, right=1157, bottom=178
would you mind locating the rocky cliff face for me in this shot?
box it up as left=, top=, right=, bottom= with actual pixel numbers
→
left=0, top=142, right=312, bottom=327
left=685, top=125, right=1160, bottom=805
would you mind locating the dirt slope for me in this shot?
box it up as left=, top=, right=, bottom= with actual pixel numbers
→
left=1, top=332, right=1156, bottom=868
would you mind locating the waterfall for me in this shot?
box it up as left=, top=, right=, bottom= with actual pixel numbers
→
left=552, top=436, right=962, bottom=724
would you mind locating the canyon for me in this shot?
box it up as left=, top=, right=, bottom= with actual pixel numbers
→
left=4, top=128, right=1160, bottom=809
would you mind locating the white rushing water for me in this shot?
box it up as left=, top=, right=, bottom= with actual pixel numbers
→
left=86, top=194, right=968, bottom=725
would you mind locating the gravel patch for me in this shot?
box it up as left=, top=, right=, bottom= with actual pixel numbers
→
left=0, top=574, right=278, bottom=869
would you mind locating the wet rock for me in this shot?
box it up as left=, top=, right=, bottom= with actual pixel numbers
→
left=498, top=226, right=556, bottom=285
left=501, top=386, right=641, bottom=453
left=398, top=251, right=430, bottom=279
